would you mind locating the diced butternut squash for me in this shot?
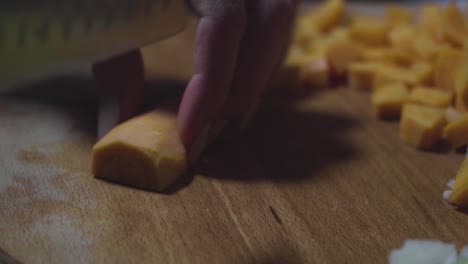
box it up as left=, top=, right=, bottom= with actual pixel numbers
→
left=310, top=27, right=350, bottom=54
left=348, top=61, right=382, bottom=90
left=312, top=26, right=350, bottom=52
left=411, top=61, right=433, bottom=86
left=374, top=66, right=415, bottom=88
left=386, top=49, right=414, bottom=66
left=294, top=16, right=322, bottom=47
left=350, top=17, right=390, bottom=46
left=454, top=56, right=468, bottom=112
left=325, top=38, right=363, bottom=76
left=419, top=4, right=444, bottom=42
left=400, top=104, right=446, bottom=149
left=269, top=47, right=310, bottom=94
left=362, top=48, right=413, bottom=66
left=362, top=48, right=387, bottom=62
left=271, top=49, right=330, bottom=94
left=434, top=48, right=464, bottom=91
left=408, top=86, right=453, bottom=108
left=412, top=32, right=451, bottom=60
left=386, top=5, right=413, bottom=26
left=443, top=114, right=468, bottom=148
left=328, top=26, right=350, bottom=40
left=371, top=83, right=409, bottom=119
left=374, top=63, right=430, bottom=88
left=92, top=108, right=187, bottom=192
left=448, top=158, right=468, bottom=207
left=388, top=24, right=416, bottom=50
left=287, top=0, right=468, bottom=209
left=309, top=0, right=346, bottom=32
left=442, top=2, right=468, bottom=47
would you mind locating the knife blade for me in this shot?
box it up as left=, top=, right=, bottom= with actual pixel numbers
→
left=0, top=0, right=190, bottom=91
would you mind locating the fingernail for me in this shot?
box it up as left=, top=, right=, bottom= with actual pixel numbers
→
left=97, top=96, right=119, bottom=139
left=188, top=124, right=212, bottom=166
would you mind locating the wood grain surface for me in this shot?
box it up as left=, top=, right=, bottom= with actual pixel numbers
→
left=1, top=82, right=467, bottom=264
left=1, top=3, right=468, bottom=264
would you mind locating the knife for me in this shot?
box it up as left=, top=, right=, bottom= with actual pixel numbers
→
left=0, top=0, right=191, bottom=138
left=0, top=0, right=190, bottom=91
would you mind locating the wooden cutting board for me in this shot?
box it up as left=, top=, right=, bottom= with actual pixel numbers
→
left=1, top=4, right=468, bottom=264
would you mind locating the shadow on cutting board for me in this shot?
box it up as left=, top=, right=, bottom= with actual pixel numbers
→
left=456, top=206, right=468, bottom=216
left=194, top=95, right=360, bottom=183
left=0, top=76, right=100, bottom=136
left=0, top=76, right=187, bottom=137
left=0, top=247, right=19, bottom=264
left=253, top=242, right=308, bottom=264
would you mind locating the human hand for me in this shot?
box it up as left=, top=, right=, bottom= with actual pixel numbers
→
left=179, top=0, right=299, bottom=164
left=93, top=0, right=299, bottom=165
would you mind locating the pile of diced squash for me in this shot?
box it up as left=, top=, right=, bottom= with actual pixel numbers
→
left=273, top=0, right=468, bottom=208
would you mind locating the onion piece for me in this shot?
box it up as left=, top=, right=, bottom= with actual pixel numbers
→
left=388, top=240, right=458, bottom=264
left=460, top=246, right=468, bottom=259
left=447, top=179, right=456, bottom=189
left=443, top=190, right=453, bottom=202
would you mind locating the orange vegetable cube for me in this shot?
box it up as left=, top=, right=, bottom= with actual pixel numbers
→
left=311, top=27, right=350, bottom=54
left=309, top=0, right=346, bottom=32
left=374, top=65, right=416, bottom=88
left=270, top=48, right=308, bottom=94
left=411, top=61, right=433, bottom=86
left=388, top=24, right=416, bottom=50
left=348, top=61, right=382, bottom=90
left=325, top=39, right=363, bottom=76
left=374, top=63, right=431, bottom=88
left=294, top=16, right=322, bottom=47
left=408, top=86, right=453, bottom=108
left=412, top=32, right=450, bottom=60
left=443, top=114, right=468, bottom=148
left=371, top=83, right=409, bottom=119
left=448, top=158, right=468, bottom=207
left=363, top=48, right=413, bottom=66
left=92, top=108, right=187, bottom=192
left=362, top=48, right=388, bottom=62
left=350, top=17, right=390, bottom=46
left=400, top=104, right=446, bottom=149
left=442, top=2, right=468, bottom=47
left=434, top=48, right=464, bottom=91
left=386, top=5, right=413, bottom=26
left=328, top=26, right=350, bottom=40
left=387, top=49, right=414, bottom=66
left=419, top=4, right=444, bottom=41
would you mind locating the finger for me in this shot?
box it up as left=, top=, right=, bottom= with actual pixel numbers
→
left=92, top=49, right=145, bottom=137
left=224, top=0, right=299, bottom=130
left=178, top=0, right=247, bottom=163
